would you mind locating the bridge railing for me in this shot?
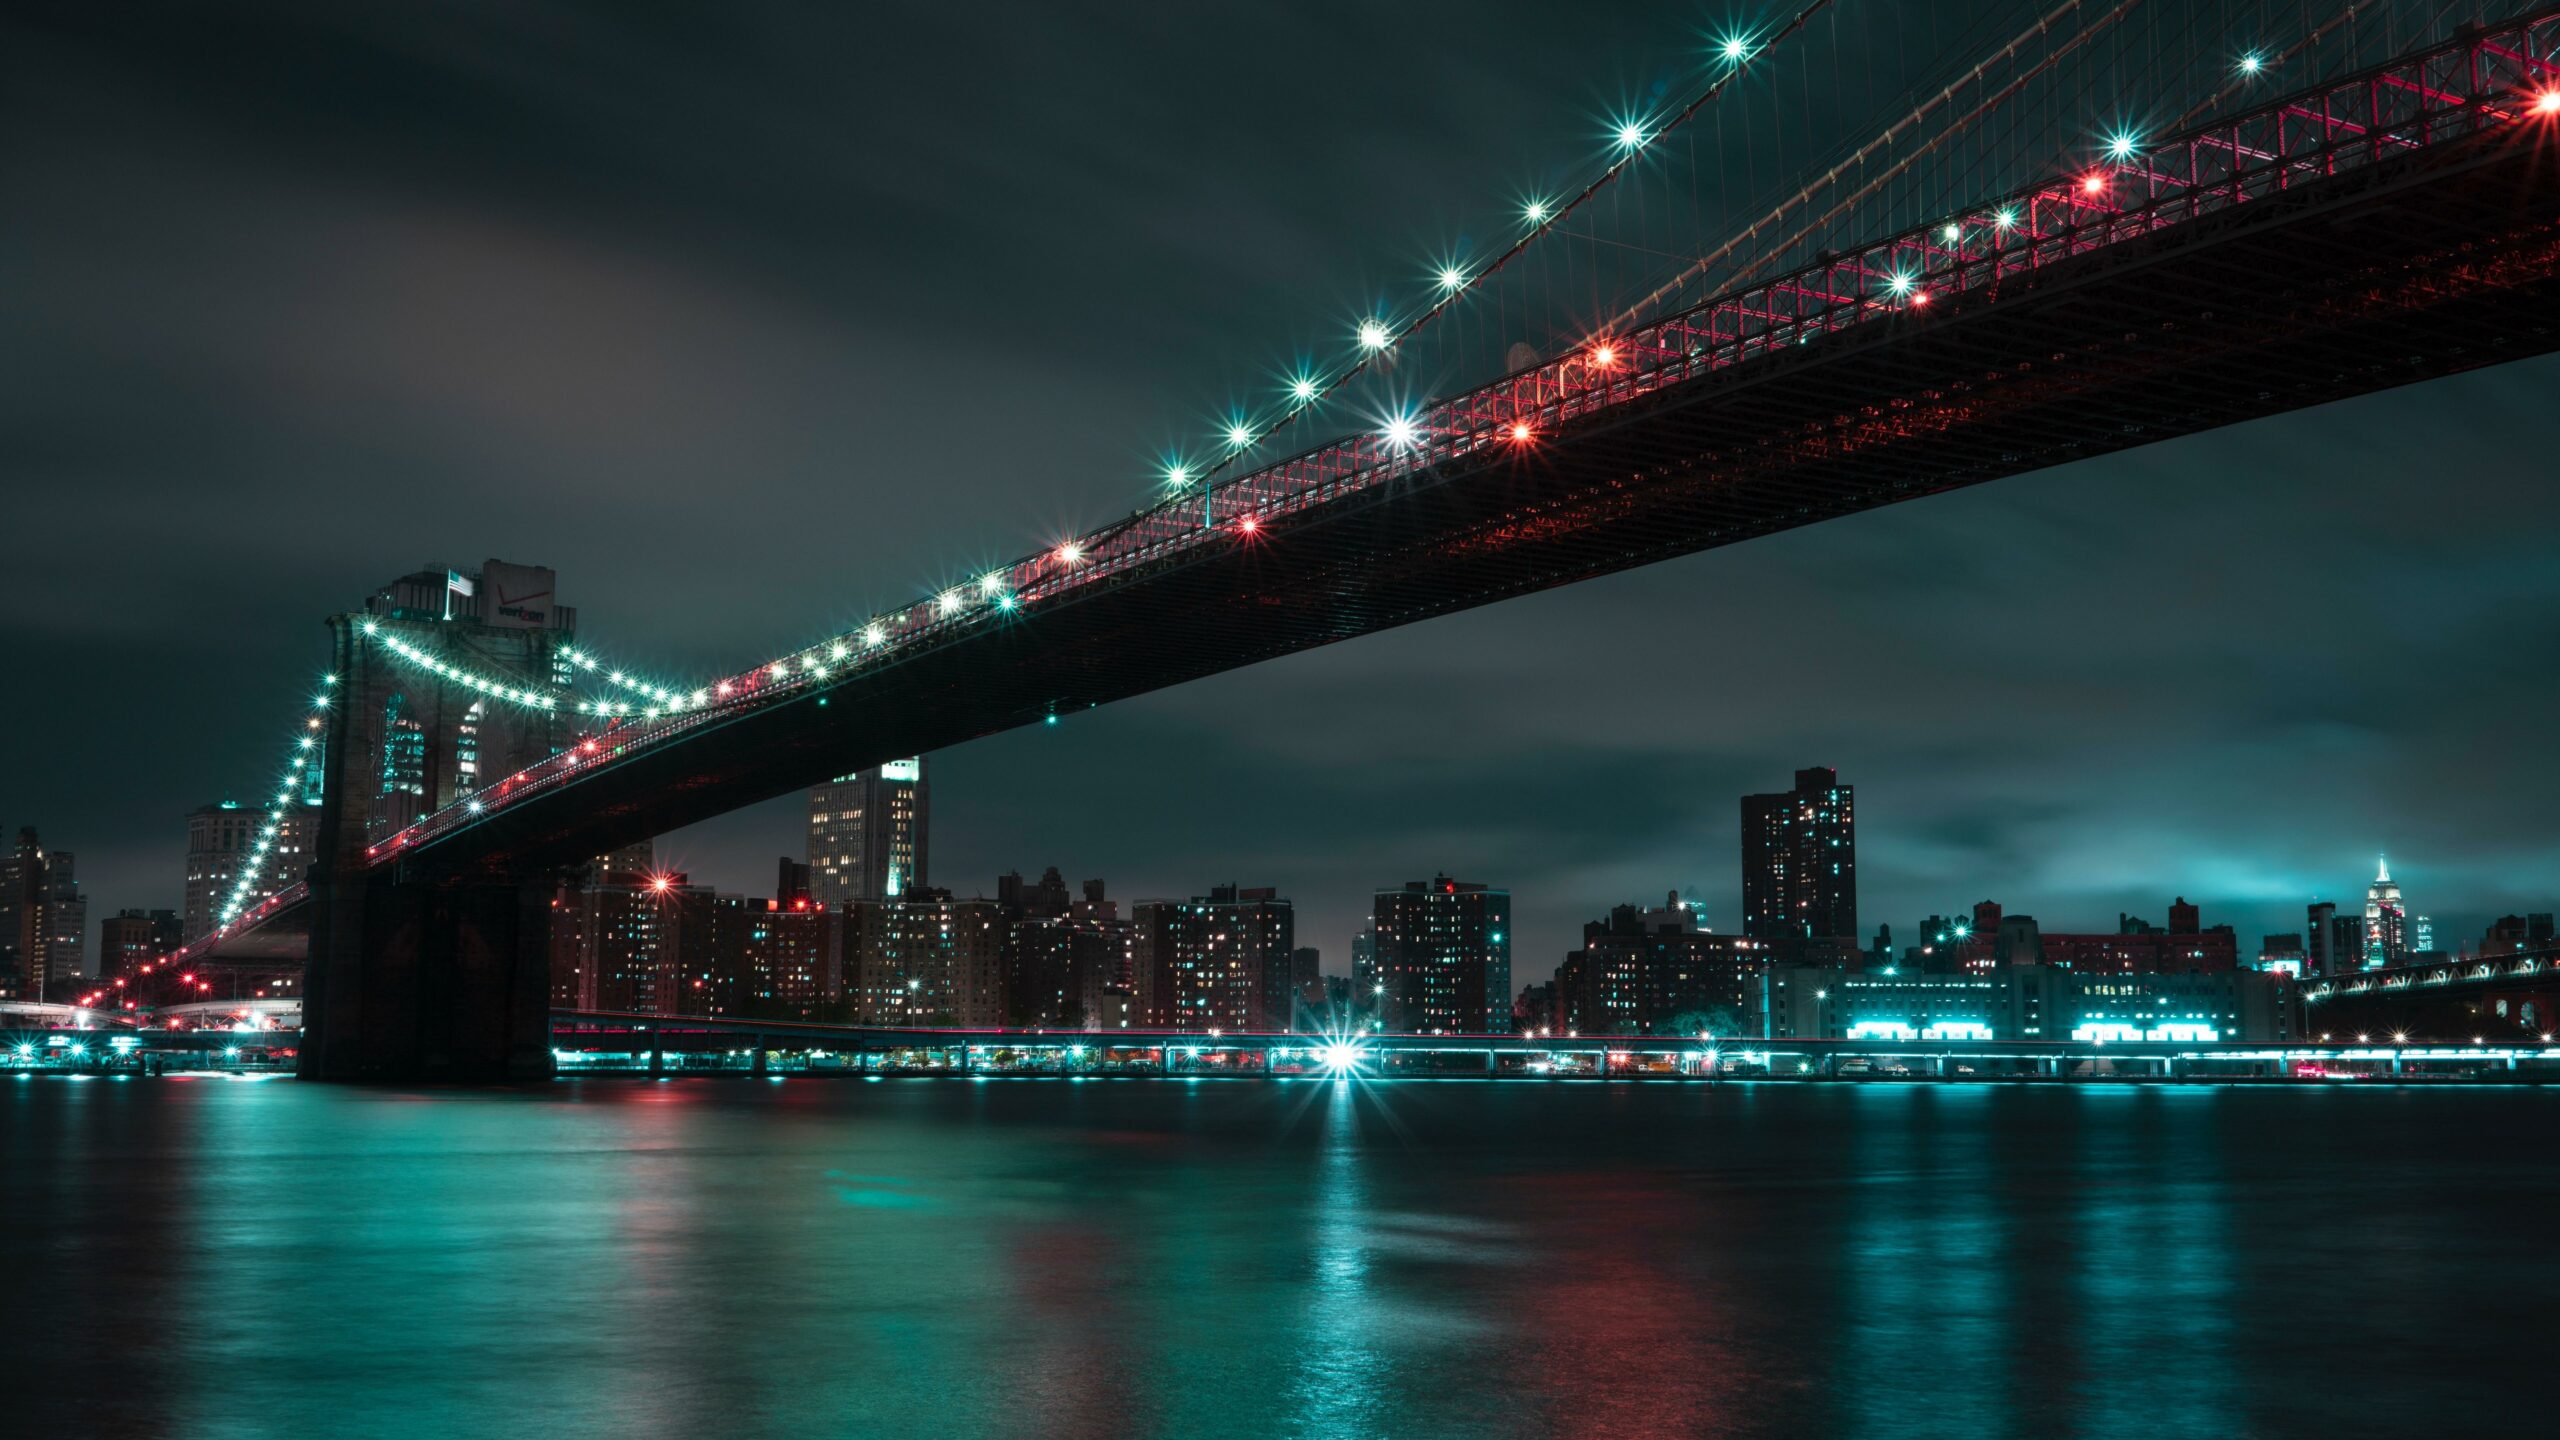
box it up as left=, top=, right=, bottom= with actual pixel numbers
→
left=357, top=7, right=2560, bottom=873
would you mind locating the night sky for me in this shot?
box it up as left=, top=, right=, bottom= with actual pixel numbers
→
left=7, top=1, right=2557, bottom=978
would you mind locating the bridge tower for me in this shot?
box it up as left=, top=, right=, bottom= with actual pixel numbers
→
left=300, top=563, right=575, bottom=1081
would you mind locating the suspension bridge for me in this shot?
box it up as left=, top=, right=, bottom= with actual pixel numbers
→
left=138, top=4, right=2560, bottom=1078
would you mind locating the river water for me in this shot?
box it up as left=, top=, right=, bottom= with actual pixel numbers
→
left=2, top=1075, right=2548, bottom=1438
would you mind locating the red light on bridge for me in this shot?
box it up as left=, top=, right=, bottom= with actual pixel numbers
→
left=2537, top=89, right=2560, bottom=116
left=1590, top=343, right=1618, bottom=367
left=1237, top=516, right=1260, bottom=535
left=2081, top=172, right=2107, bottom=194
left=1508, top=422, right=1535, bottom=444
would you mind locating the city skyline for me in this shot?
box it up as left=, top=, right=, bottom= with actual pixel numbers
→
left=9, top=0, right=2560, bottom=986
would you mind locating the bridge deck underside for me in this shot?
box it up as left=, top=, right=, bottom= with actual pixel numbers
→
left=427, top=130, right=2560, bottom=876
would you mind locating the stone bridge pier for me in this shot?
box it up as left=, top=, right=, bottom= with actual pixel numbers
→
left=299, top=607, right=565, bottom=1082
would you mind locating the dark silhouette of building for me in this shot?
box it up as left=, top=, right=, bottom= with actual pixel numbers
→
left=98, top=909, right=182, bottom=981
left=1741, top=767, right=1856, bottom=949
left=1, top=829, right=84, bottom=1001
left=2305, top=901, right=2362, bottom=977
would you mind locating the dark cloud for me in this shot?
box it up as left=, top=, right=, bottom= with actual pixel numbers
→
left=4, top=1, right=2553, bottom=978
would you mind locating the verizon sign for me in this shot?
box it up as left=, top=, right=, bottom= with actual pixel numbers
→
left=479, top=561, right=559, bottom=630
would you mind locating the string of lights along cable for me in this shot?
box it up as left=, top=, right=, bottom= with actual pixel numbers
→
left=213, top=674, right=337, bottom=928
left=185, top=2, right=2560, bottom=912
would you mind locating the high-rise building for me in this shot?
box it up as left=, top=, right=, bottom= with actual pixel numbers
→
left=99, top=909, right=183, bottom=981
left=2364, top=856, right=2407, bottom=968
left=185, top=799, right=318, bottom=938
left=808, top=758, right=928, bottom=906
left=743, top=898, right=831, bottom=1018
left=1554, top=892, right=1763, bottom=1036
left=1, top=829, right=84, bottom=999
left=1130, top=884, right=1297, bottom=1031
left=1370, top=876, right=1511, bottom=1034
left=549, top=843, right=665, bottom=1012
left=1740, top=767, right=1857, bottom=947
left=2305, top=900, right=2364, bottom=977
left=185, top=803, right=253, bottom=940
left=848, top=891, right=1005, bottom=1026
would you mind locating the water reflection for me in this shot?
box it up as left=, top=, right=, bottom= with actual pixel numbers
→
left=1, top=1078, right=2549, bottom=1439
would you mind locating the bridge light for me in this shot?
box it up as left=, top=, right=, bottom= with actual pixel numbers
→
left=979, top=573, right=1005, bottom=596
left=1615, top=120, right=1648, bottom=150
left=1225, top=421, right=1254, bottom=447
left=769, top=661, right=789, bottom=676
left=1382, top=414, right=1418, bottom=449
left=1507, top=421, right=1534, bottom=444
left=1994, top=206, right=2019, bottom=229
left=997, top=595, right=1017, bottom=612
left=1886, top=272, right=1915, bottom=297
left=1589, top=342, right=1617, bottom=367
left=1056, top=541, right=1084, bottom=565
left=938, top=591, right=963, bottom=614
left=2238, top=52, right=2262, bottom=75
left=1356, top=320, right=1391, bottom=351
left=1523, top=199, right=1551, bottom=224
left=466, top=799, right=482, bottom=813
left=1941, top=223, right=1961, bottom=243
left=2081, top=171, right=2107, bottom=194
left=1164, top=463, right=1192, bottom=489
left=1435, top=264, right=1467, bottom=292
left=2105, top=132, right=2137, bottom=160
left=862, top=624, right=886, bottom=646
left=1288, top=375, right=1319, bottom=404
left=2536, top=89, right=2560, bottom=116
left=1236, top=516, right=1260, bottom=535
left=1719, top=35, right=1750, bottom=62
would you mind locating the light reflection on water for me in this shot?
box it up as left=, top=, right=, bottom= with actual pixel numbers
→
left=2, top=1076, right=2550, bottom=1438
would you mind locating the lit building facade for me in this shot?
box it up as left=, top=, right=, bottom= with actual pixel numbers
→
left=1761, top=964, right=2300, bottom=1043
left=1553, top=893, right=1763, bottom=1036
left=186, top=801, right=317, bottom=941
left=808, top=758, right=928, bottom=907
left=1740, top=767, right=1857, bottom=948
left=1370, top=876, right=1510, bottom=1034
left=1130, top=885, right=1297, bottom=1031
left=849, top=892, right=1004, bottom=1026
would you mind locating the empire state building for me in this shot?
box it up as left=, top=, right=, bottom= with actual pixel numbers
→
left=2364, top=856, right=2408, bottom=969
